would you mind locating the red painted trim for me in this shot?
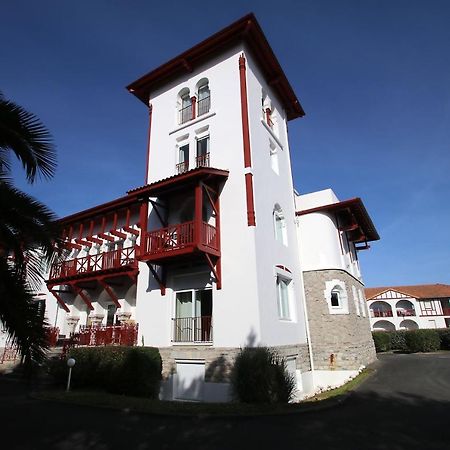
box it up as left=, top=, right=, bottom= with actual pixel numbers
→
left=85, top=236, right=104, bottom=245
left=139, top=201, right=149, bottom=255
left=99, top=279, right=121, bottom=308
left=145, top=104, right=153, bottom=185
left=215, top=194, right=222, bottom=289
left=110, top=230, right=127, bottom=239
left=194, top=183, right=203, bottom=245
left=245, top=173, right=256, bottom=227
left=98, top=233, right=115, bottom=242
left=70, top=284, right=94, bottom=311
left=296, top=197, right=379, bottom=242
left=49, top=290, right=70, bottom=313
left=123, top=226, right=140, bottom=236
left=275, top=265, right=292, bottom=273
left=126, top=13, right=304, bottom=120
left=148, top=264, right=166, bottom=296
left=239, top=54, right=252, bottom=168
left=75, top=238, right=93, bottom=248
left=64, top=242, right=82, bottom=250
left=191, top=96, right=196, bottom=120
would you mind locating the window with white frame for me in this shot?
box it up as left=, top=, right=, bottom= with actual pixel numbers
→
left=270, top=140, right=279, bottom=174
left=276, top=276, right=291, bottom=320
left=178, top=88, right=192, bottom=125
left=177, top=143, right=189, bottom=174
left=273, top=204, right=288, bottom=246
left=196, top=135, right=210, bottom=168
left=352, top=285, right=360, bottom=316
left=324, top=280, right=349, bottom=314
left=197, top=78, right=211, bottom=116
left=358, top=289, right=367, bottom=317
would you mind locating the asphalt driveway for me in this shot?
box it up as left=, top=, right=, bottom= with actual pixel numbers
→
left=1, top=352, right=449, bottom=450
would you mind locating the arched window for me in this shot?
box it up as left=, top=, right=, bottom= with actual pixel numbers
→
left=324, top=280, right=349, bottom=314
left=273, top=204, right=287, bottom=245
left=196, top=78, right=210, bottom=116
left=178, top=88, right=192, bottom=124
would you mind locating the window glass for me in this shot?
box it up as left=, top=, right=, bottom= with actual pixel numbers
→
left=197, top=136, right=209, bottom=156
left=176, top=291, right=192, bottom=318
left=277, top=277, right=290, bottom=319
left=106, top=304, right=116, bottom=326
left=331, top=290, right=340, bottom=307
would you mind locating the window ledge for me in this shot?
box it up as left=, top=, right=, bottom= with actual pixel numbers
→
left=169, top=111, right=216, bottom=135
left=261, top=119, right=283, bottom=149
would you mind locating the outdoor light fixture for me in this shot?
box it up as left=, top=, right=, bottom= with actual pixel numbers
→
left=66, top=357, right=76, bottom=392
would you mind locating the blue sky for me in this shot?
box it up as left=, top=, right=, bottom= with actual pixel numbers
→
left=2, top=1, right=450, bottom=287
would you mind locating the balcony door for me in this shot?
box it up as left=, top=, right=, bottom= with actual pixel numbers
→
left=175, top=289, right=212, bottom=342
left=178, top=144, right=189, bottom=174
left=196, top=136, right=209, bottom=168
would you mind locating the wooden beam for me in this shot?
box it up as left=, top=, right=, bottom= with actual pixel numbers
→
left=147, top=263, right=166, bottom=296
left=49, top=290, right=70, bottom=313
left=70, top=284, right=94, bottom=311
left=98, top=279, right=121, bottom=308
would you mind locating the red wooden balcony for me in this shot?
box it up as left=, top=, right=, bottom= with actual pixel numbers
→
left=49, top=246, right=137, bottom=282
left=172, top=316, right=212, bottom=343
left=140, top=221, right=219, bottom=262
left=76, top=324, right=138, bottom=346
left=370, top=309, right=393, bottom=318
left=396, top=309, right=416, bottom=317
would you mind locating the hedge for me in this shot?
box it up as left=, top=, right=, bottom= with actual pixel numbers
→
left=372, top=329, right=448, bottom=353
left=230, top=347, right=296, bottom=404
left=49, top=346, right=162, bottom=398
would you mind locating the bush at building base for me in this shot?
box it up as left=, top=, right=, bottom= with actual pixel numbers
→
left=49, top=346, right=162, bottom=398
left=372, top=332, right=391, bottom=352
left=372, top=329, right=444, bottom=353
left=230, top=347, right=295, bottom=403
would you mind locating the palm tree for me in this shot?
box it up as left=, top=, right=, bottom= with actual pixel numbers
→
left=0, top=91, right=58, bottom=368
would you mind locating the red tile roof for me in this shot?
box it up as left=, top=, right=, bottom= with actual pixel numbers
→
left=126, top=13, right=304, bottom=121
left=365, top=284, right=450, bottom=300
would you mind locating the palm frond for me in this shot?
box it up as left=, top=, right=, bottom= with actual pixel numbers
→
left=0, top=258, right=49, bottom=366
left=0, top=92, right=56, bottom=182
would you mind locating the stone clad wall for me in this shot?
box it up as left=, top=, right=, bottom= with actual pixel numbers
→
left=159, top=343, right=311, bottom=382
left=303, top=269, right=376, bottom=370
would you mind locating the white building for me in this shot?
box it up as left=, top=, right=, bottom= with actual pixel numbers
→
left=33, top=14, right=379, bottom=401
left=366, top=284, right=450, bottom=331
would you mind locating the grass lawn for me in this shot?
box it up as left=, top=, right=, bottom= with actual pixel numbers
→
left=34, top=369, right=372, bottom=416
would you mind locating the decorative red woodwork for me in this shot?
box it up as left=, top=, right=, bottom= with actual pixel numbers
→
left=86, top=236, right=104, bottom=245
left=148, top=264, right=166, bottom=296
left=46, top=327, right=60, bottom=347
left=66, top=324, right=138, bottom=349
left=49, top=289, right=70, bottom=313
left=265, top=108, right=273, bottom=128
left=145, top=104, right=153, bottom=184
left=238, top=54, right=252, bottom=168
left=196, top=152, right=210, bottom=168
left=139, top=201, right=149, bottom=255
left=176, top=161, right=189, bottom=174
left=49, top=246, right=138, bottom=281
left=245, top=173, right=256, bottom=226
left=191, top=96, right=196, bottom=120
left=70, top=285, right=94, bottom=311
left=99, top=279, right=121, bottom=308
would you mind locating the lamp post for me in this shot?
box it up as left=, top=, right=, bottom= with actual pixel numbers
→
left=66, top=358, right=76, bottom=392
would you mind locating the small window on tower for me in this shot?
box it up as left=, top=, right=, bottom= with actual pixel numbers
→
left=197, top=79, right=211, bottom=116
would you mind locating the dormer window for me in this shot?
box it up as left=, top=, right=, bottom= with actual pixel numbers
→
left=197, top=79, right=210, bottom=116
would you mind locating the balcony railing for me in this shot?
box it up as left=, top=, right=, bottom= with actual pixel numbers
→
left=196, top=152, right=210, bottom=168
left=197, top=96, right=211, bottom=116
left=176, top=161, right=189, bottom=174
left=396, top=309, right=416, bottom=317
left=179, top=104, right=193, bottom=124
left=172, top=316, right=212, bottom=343
left=143, top=221, right=218, bottom=256
left=49, top=246, right=137, bottom=280
left=71, top=324, right=138, bottom=347
left=370, top=310, right=393, bottom=318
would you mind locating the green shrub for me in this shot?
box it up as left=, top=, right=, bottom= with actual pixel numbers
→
left=372, top=332, right=391, bottom=352
left=230, top=347, right=295, bottom=404
left=404, top=330, right=440, bottom=353
left=436, top=328, right=450, bottom=350
left=48, top=346, right=162, bottom=398
left=389, top=330, right=408, bottom=352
